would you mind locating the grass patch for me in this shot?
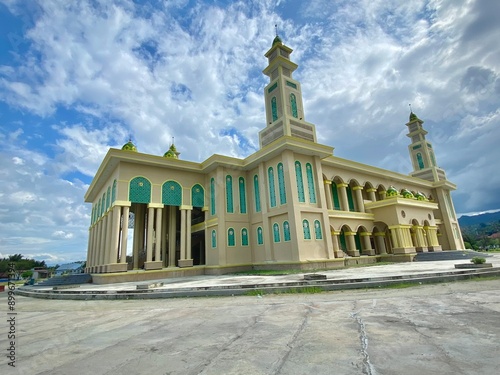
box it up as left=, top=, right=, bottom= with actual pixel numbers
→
left=378, top=282, right=420, bottom=289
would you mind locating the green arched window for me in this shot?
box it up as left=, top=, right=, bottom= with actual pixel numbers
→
left=191, top=184, right=204, bottom=208
left=106, top=187, right=111, bottom=209
left=268, top=167, right=276, bottom=208
left=314, top=220, right=322, bottom=240
left=273, top=223, right=280, bottom=242
left=101, top=193, right=106, bottom=214
left=91, top=206, right=95, bottom=225
left=346, top=186, right=355, bottom=211
left=226, top=175, right=234, bottom=213
left=332, top=182, right=341, bottom=210
left=210, top=178, right=216, bottom=215
left=97, top=199, right=101, bottom=219
left=257, top=227, right=264, bottom=245
left=290, top=93, right=298, bottom=118
left=241, top=228, right=249, bottom=246
left=211, top=230, right=217, bottom=248
left=111, top=180, right=117, bottom=203
left=271, top=97, right=278, bottom=121
left=254, top=175, right=261, bottom=212
left=283, top=221, right=291, bottom=242
left=239, top=177, right=247, bottom=214
left=277, top=163, right=286, bottom=204
left=228, top=228, right=235, bottom=247
left=340, top=230, right=347, bottom=251
left=129, top=177, right=151, bottom=204
left=303, top=220, right=311, bottom=240
left=306, top=163, right=316, bottom=203
left=295, top=161, right=305, bottom=202
left=162, top=181, right=182, bottom=206
left=416, top=153, right=424, bottom=169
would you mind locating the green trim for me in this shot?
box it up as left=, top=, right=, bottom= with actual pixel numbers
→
left=412, top=144, right=421, bottom=150
left=286, top=81, right=297, bottom=89
left=303, top=219, right=311, bottom=240
left=239, top=177, right=247, bottom=214
left=268, top=82, right=278, bottom=93
left=254, top=175, right=261, bottom=213
left=226, top=175, right=234, bottom=213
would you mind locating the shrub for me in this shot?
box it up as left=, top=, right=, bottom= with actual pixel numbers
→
left=470, top=257, right=486, bottom=265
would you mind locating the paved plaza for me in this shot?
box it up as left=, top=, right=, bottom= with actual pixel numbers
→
left=1, top=274, right=500, bottom=374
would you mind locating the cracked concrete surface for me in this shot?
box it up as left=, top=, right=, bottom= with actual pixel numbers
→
left=1, top=279, right=500, bottom=375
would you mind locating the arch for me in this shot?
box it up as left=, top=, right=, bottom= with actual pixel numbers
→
left=295, top=161, right=305, bottom=202
left=283, top=221, right=291, bottom=241
left=273, top=222, right=280, bottom=242
left=376, top=184, right=386, bottom=201
left=111, top=180, right=117, bottom=203
left=101, top=193, right=106, bottom=214
left=271, top=96, right=278, bottom=121
left=211, top=229, right=217, bottom=248
left=257, top=226, right=264, bottom=245
left=306, top=163, right=316, bottom=203
left=277, top=163, right=286, bottom=204
left=253, top=175, right=261, bottom=212
left=239, top=177, right=247, bottom=214
left=191, top=184, right=205, bottom=208
left=129, top=177, right=151, bottom=204
left=339, top=225, right=353, bottom=251
left=314, top=220, right=322, bottom=240
left=303, top=219, right=311, bottom=240
left=162, top=180, right=182, bottom=206
left=346, top=185, right=355, bottom=211
left=210, top=178, right=216, bottom=215
left=97, top=199, right=101, bottom=219
left=241, top=228, right=249, bottom=246
left=268, top=167, right=277, bottom=208
left=290, top=93, right=298, bottom=118
left=227, top=228, right=235, bottom=247
left=226, top=175, right=234, bottom=213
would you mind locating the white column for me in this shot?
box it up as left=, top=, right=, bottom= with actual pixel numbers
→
left=168, top=206, right=176, bottom=267
left=324, top=180, right=333, bottom=210
left=109, top=205, right=121, bottom=264
left=180, top=208, right=186, bottom=260
left=352, top=186, right=364, bottom=213
left=120, top=206, right=130, bottom=263
left=366, top=188, right=377, bottom=202
left=146, top=207, right=155, bottom=262
left=337, top=183, right=349, bottom=211
left=155, top=207, right=163, bottom=263
left=186, top=208, right=192, bottom=260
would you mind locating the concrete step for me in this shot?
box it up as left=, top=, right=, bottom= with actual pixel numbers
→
left=36, top=273, right=92, bottom=286
left=415, top=250, right=491, bottom=262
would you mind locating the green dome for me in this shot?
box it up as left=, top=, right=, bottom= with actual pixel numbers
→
left=121, top=140, right=137, bottom=152
left=401, top=188, right=414, bottom=199
left=272, top=35, right=282, bottom=46
left=386, top=186, right=398, bottom=197
left=415, top=191, right=427, bottom=201
left=163, top=144, right=178, bottom=159
left=409, top=111, right=418, bottom=121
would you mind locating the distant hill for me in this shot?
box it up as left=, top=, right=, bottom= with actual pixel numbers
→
left=458, top=211, right=500, bottom=226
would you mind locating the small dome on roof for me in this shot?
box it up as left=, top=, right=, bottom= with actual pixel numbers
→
left=401, top=188, right=414, bottom=199
left=163, top=144, right=179, bottom=159
left=415, top=191, right=427, bottom=201
left=121, top=140, right=137, bottom=152
left=409, top=111, right=418, bottom=121
left=272, top=35, right=282, bottom=46
left=386, top=186, right=398, bottom=197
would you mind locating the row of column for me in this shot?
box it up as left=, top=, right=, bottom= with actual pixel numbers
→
left=86, top=203, right=195, bottom=274
left=86, top=205, right=129, bottom=273
left=323, top=180, right=378, bottom=213
left=330, top=230, right=388, bottom=257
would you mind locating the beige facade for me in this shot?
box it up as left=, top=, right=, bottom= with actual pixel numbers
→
left=84, top=36, right=464, bottom=278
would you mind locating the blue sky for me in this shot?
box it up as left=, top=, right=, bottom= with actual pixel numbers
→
left=1, top=0, right=499, bottom=264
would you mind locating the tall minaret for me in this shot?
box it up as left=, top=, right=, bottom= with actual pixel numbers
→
left=259, top=34, right=317, bottom=147
left=406, top=110, right=446, bottom=182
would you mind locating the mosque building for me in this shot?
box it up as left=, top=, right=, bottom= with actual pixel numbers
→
left=84, top=36, right=465, bottom=282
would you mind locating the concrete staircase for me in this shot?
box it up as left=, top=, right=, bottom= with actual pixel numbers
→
left=415, top=250, right=491, bottom=262
left=34, top=273, right=92, bottom=287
